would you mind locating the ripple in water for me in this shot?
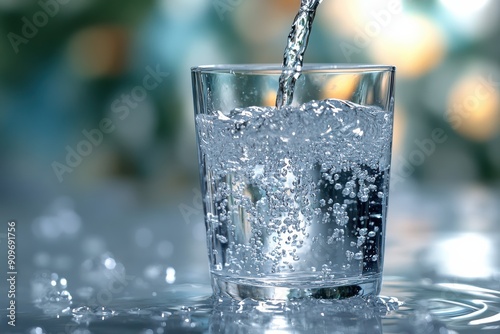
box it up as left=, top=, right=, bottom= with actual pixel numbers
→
left=385, top=279, right=500, bottom=333
left=20, top=280, right=500, bottom=333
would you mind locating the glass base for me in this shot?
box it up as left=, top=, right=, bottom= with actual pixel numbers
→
left=212, top=274, right=382, bottom=301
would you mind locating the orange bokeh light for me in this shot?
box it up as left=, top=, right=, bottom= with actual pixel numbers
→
left=370, top=15, right=446, bottom=78
left=321, top=75, right=360, bottom=101
left=67, top=25, right=128, bottom=78
left=447, top=75, right=500, bottom=141
left=263, top=90, right=278, bottom=107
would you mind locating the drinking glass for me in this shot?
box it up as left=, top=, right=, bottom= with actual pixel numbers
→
left=192, top=64, right=396, bottom=300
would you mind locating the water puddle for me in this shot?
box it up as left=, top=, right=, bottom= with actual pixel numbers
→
left=383, top=278, right=500, bottom=333
left=7, top=278, right=499, bottom=333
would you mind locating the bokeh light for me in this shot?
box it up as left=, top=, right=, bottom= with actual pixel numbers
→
left=103, top=257, right=116, bottom=270
left=321, top=75, right=359, bottom=101
left=263, top=90, right=278, bottom=107
left=424, top=233, right=495, bottom=279
left=318, top=0, right=367, bottom=38
left=392, top=106, right=406, bottom=156
left=440, top=0, right=490, bottom=17
left=233, top=0, right=299, bottom=60
left=438, top=0, right=499, bottom=39
left=159, top=0, right=209, bottom=22
left=369, top=15, right=446, bottom=78
left=67, top=25, right=129, bottom=78
left=446, top=74, right=500, bottom=141
left=319, top=0, right=404, bottom=39
left=165, top=267, right=176, bottom=284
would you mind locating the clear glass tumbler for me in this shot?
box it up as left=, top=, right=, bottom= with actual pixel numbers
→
left=192, top=64, right=396, bottom=300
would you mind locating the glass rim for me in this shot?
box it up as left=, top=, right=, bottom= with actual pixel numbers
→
left=191, top=63, right=395, bottom=74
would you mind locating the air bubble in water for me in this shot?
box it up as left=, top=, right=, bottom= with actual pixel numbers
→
left=197, top=97, right=391, bottom=282
left=357, top=236, right=366, bottom=247
left=216, top=235, right=228, bottom=243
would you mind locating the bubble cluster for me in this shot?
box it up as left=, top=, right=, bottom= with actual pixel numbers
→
left=196, top=98, right=392, bottom=287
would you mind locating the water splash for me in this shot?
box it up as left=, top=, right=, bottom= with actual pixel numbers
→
left=32, top=272, right=73, bottom=316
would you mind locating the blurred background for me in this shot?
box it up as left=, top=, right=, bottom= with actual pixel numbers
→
left=0, top=0, right=499, bottom=310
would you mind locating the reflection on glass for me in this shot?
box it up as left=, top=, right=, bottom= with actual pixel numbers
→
left=209, top=296, right=389, bottom=334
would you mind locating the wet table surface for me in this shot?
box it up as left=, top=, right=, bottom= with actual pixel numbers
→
left=1, top=185, right=499, bottom=333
